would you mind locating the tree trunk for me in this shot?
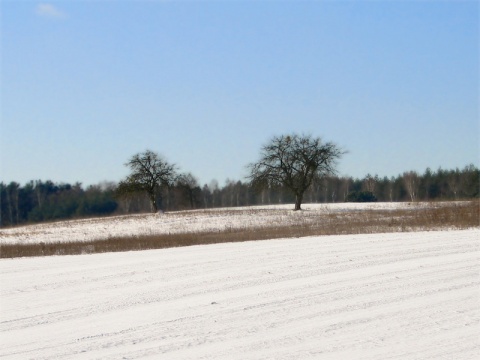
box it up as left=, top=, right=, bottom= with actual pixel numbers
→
left=294, top=193, right=303, bottom=211
left=148, top=191, right=158, bottom=213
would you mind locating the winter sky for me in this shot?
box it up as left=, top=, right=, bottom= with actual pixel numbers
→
left=1, top=1, right=478, bottom=187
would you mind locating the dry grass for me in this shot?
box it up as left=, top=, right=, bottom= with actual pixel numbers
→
left=1, top=201, right=478, bottom=259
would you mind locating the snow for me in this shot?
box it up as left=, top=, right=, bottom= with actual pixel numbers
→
left=1, top=229, right=479, bottom=359
left=0, top=202, right=464, bottom=245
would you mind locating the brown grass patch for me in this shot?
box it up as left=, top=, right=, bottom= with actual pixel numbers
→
left=1, top=201, right=478, bottom=259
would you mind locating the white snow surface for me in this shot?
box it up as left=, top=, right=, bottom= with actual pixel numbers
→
left=1, top=229, right=479, bottom=359
left=0, top=202, right=463, bottom=245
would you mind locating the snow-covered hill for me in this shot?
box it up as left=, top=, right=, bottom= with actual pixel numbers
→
left=0, top=202, right=458, bottom=245
left=1, top=229, right=478, bottom=359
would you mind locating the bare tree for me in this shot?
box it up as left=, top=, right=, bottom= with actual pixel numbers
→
left=209, top=180, right=220, bottom=208
left=363, top=174, right=377, bottom=194
left=403, top=171, right=419, bottom=202
left=177, top=172, right=200, bottom=209
left=387, top=177, right=394, bottom=202
left=4, top=182, right=20, bottom=225
left=340, top=177, right=351, bottom=202
left=248, top=134, right=344, bottom=210
left=201, top=184, right=210, bottom=208
left=446, top=169, right=461, bottom=200
left=117, top=150, right=178, bottom=212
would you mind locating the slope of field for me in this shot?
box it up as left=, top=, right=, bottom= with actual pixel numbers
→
left=0, top=202, right=469, bottom=245
left=1, top=229, right=479, bottom=359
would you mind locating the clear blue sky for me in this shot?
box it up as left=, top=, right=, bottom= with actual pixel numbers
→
left=1, top=1, right=478, bottom=187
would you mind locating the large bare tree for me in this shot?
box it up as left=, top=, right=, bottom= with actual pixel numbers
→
left=248, top=134, right=344, bottom=210
left=117, top=150, right=178, bottom=212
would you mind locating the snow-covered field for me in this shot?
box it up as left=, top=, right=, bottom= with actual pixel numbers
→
left=1, top=229, right=479, bottom=359
left=0, top=202, right=458, bottom=245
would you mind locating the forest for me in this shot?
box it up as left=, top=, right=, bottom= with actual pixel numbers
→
left=0, top=164, right=478, bottom=228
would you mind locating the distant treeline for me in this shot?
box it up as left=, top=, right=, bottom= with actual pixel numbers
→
left=1, top=165, right=478, bottom=227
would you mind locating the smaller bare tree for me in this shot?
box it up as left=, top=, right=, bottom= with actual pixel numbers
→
left=117, top=150, right=178, bottom=212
